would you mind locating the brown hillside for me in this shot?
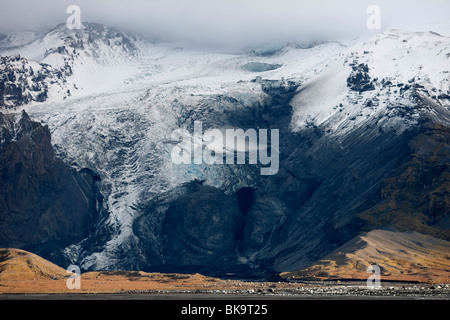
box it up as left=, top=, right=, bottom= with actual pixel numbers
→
left=0, top=248, right=68, bottom=280
left=281, top=229, right=450, bottom=283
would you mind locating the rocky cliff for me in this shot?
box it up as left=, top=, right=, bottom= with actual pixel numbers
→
left=0, top=110, right=100, bottom=265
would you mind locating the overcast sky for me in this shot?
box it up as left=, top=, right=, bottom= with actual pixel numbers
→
left=1, top=0, right=450, bottom=49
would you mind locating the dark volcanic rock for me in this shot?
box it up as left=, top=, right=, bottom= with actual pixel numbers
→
left=347, top=63, right=375, bottom=92
left=134, top=181, right=245, bottom=272
left=162, top=182, right=244, bottom=268
left=360, top=121, right=450, bottom=240
left=0, top=110, right=100, bottom=265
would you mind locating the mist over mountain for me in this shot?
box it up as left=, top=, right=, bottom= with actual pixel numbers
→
left=2, top=0, right=450, bottom=50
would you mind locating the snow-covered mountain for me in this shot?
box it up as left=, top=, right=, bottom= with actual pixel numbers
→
left=291, top=30, right=450, bottom=135
left=0, top=23, right=144, bottom=106
left=0, top=54, right=71, bottom=108
left=1, top=23, right=449, bottom=276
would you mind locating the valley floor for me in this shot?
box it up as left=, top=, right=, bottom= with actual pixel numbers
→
left=1, top=275, right=449, bottom=300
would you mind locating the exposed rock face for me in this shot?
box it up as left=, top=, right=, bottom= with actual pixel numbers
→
left=0, top=110, right=100, bottom=265
left=360, top=121, right=450, bottom=240
left=347, top=63, right=375, bottom=92
left=0, top=55, right=71, bottom=108
left=162, top=182, right=244, bottom=268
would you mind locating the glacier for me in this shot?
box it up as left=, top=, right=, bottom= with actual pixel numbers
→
left=1, top=23, right=449, bottom=276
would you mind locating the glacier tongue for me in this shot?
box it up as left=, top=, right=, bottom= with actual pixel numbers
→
left=16, top=34, right=323, bottom=270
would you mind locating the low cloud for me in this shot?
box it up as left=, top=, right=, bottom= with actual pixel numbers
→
left=1, top=0, right=450, bottom=49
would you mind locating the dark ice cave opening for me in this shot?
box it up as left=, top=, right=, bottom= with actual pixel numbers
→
left=236, top=187, right=255, bottom=216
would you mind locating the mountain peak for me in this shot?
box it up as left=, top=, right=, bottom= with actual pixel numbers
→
left=41, top=21, right=143, bottom=65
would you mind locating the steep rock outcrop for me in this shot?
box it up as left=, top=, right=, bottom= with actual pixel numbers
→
left=0, top=110, right=100, bottom=266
